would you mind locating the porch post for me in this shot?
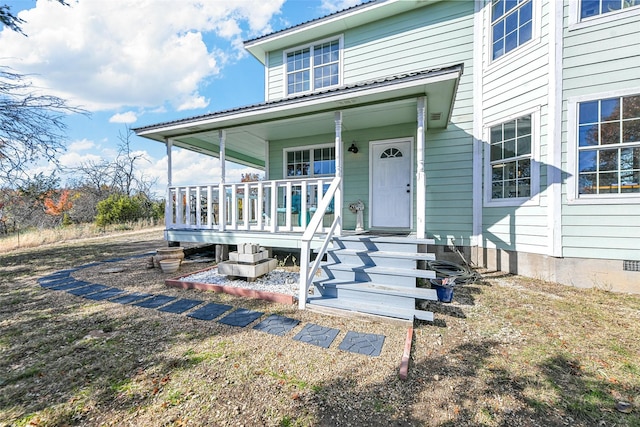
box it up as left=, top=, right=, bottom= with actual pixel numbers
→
left=334, top=111, right=343, bottom=236
left=165, top=138, right=173, bottom=226
left=416, top=97, right=427, bottom=239
left=218, top=130, right=226, bottom=231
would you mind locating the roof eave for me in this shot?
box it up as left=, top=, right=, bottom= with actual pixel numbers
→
left=244, top=0, right=437, bottom=64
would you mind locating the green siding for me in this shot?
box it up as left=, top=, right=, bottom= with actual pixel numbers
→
left=561, top=3, right=640, bottom=260
left=264, top=2, right=476, bottom=242
left=480, top=0, right=552, bottom=255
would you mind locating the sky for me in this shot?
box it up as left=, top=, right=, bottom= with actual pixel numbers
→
left=0, top=0, right=362, bottom=196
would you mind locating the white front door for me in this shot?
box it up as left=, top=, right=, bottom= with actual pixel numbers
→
left=370, top=139, right=413, bottom=228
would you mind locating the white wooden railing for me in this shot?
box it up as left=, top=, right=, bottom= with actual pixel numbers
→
left=299, top=176, right=341, bottom=309
left=165, top=177, right=338, bottom=234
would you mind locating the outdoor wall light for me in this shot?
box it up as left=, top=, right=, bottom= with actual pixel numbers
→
left=348, top=142, right=359, bottom=154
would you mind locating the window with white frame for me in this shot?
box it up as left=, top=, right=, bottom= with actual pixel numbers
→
left=580, top=0, right=640, bottom=19
left=285, top=146, right=335, bottom=177
left=491, top=0, right=533, bottom=60
left=285, top=39, right=340, bottom=95
left=489, top=115, right=533, bottom=199
left=577, top=95, right=640, bottom=195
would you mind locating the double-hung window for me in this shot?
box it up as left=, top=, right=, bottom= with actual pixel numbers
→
left=491, top=0, right=533, bottom=60
left=580, top=0, right=640, bottom=19
left=285, top=146, right=335, bottom=178
left=489, top=115, right=533, bottom=200
left=285, top=39, right=340, bottom=96
left=577, top=95, right=640, bottom=195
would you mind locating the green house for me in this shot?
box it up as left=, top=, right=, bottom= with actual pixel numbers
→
left=135, top=0, right=640, bottom=319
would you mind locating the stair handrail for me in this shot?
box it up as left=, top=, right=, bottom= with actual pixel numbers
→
left=299, top=176, right=341, bottom=309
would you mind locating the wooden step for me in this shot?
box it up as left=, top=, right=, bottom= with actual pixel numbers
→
left=306, top=297, right=434, bottom=322
left=314, top=280, right=438, bottom=301
left=321, top=263, right=436, bottom=279
left=327, top=249, right=436, bottom=261
left=335, top=235, right=435, bottom=245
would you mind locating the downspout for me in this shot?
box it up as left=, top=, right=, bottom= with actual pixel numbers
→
left=218, top=130, right=226, bottom=231
left=416, top=97, right=427, bottom=239
left=334, top=111, right=343, bottom=236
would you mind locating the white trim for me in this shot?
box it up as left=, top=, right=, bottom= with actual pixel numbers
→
left=548, top=0, right=564, bottom=257
left=485, top=0, right=542, bottom=71
left=264, top=52, right=269, bottom=103
left=136, top=69, right=461, bottom=137
left=281, top=35, right=344, bottom=98
left=472, top=0, right=484, bottom=248
left=483, top=106, right=541, bottom=208
left=566, top=87, right=640, bottom=205
left=368, top=137, right=414, bottom=230
left=568, top=0, right=640, bottom=30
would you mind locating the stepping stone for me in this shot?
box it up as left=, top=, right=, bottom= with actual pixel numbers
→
left=67, top=284, right=110, bottom=296
left=110, top=292, right=153, bottom=304
left=48, top=280, right=89, bottom=291
left=187, top=302, right=233, bottom=321
left=338, top=331, right=385, bottom=357
left=76, top=262, right=102, bottom=269
left=253, top=314, right=300, bottom=336
left=38, top=272, right=72, bottom=283
left=39, top=277, right=77, bottom=288
left=218, top=308, right=263, bottom=327
left=293, top=323, right=340, bottom=349
left=84, top=288, right=127, bottom=301
left=133, top=295, right=176, bottom=309
left=158, top=298, right=203, bottom=314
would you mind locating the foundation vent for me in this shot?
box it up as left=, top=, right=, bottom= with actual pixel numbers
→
left=430, top=112, right=442, bottom=121
left=623, top=260, right=640, bottom=272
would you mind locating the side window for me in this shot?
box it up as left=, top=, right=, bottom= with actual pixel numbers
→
left=491, top=0, right=533, bottom=60
left=285, top=146, right=335, bottom=177
left=580, top=0, right=640, bottom=19
left=577, top=95, right=640, bottom=195
left=489, top=115, right=533, bottom=200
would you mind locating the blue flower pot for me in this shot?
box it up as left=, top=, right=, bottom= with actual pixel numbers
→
left=430, top=278, right=454, bottom=303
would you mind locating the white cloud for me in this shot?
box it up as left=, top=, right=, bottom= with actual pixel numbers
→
left=0, top=0, right=286, bottom=112
left=109, top=111, right=138, bottom=124
left=320, top=0, right=362, bottom=13
left=68, top=138, right=96, bottom=151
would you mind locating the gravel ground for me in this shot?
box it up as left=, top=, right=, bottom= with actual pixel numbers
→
left=180, top=267, right=301, bottom=296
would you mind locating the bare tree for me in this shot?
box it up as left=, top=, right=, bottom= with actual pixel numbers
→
left=1, top=1, right=68, bottom=35
left=0, top=67, right=87, bottom=186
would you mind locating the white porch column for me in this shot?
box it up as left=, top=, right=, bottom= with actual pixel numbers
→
left=218, top=130, right=226, bottom=231
left=334, top=111, right=343, bottom=236
left=165, top=138, right=173, bottom=225
left=416, top=97, right=427, bottom=239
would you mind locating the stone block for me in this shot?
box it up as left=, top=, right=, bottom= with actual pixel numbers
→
left=229, top=249, right=269, bottom=263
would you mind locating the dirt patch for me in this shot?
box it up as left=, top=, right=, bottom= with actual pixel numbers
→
left=1, top=229, right=639, bottom=426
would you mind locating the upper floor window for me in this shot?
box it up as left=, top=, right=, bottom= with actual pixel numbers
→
left=285, top=146, right=335, bottom=177
left=490, top=115, right=533, bottom=199
left=491, top=0, right=533, bottom=60
left=577, top=95, right=640, bottom=195
left=285, top=39, right=340, bottom=96
left=580, top=0, right=640, bottom=19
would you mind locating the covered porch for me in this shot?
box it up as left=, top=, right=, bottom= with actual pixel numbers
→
left=134, top=64, right=462, bottom=312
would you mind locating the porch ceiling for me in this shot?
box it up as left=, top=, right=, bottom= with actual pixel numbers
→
left=135, top=65, right=461, bottom=169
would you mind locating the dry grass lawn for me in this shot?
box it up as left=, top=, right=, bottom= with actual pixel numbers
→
left=1, top=229, right=639, bottom=426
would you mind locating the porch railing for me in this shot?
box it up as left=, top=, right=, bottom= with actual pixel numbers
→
left=165, top=177, right=338, bottom=234
left=299, top=176, right=341, bottom=309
